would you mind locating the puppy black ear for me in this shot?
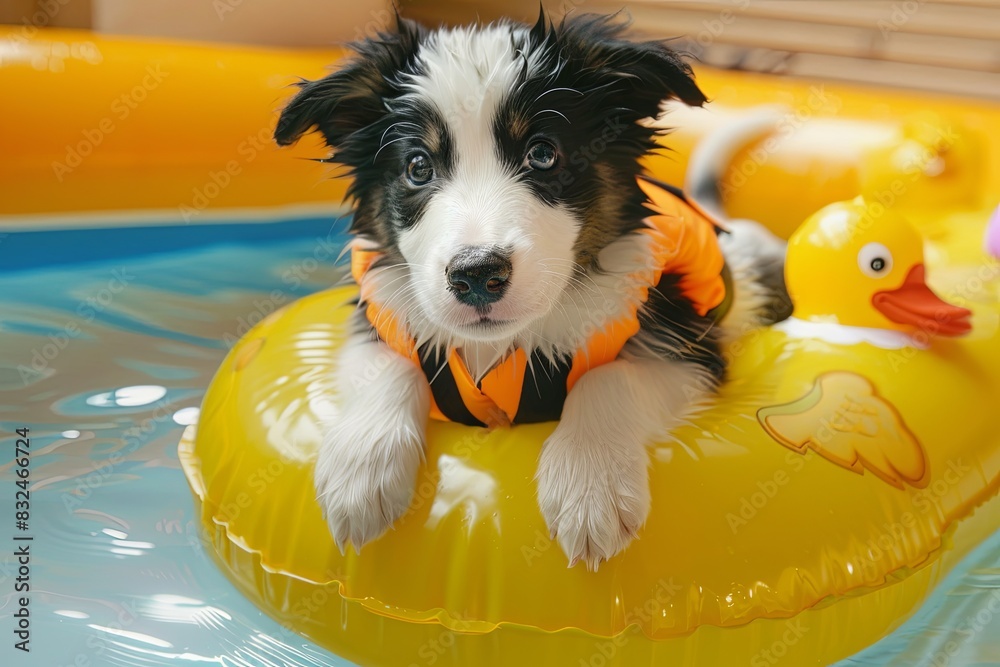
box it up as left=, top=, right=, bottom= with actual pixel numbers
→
left=555, top=14, right=707, bottom=119
left=274, top=15, right=426, bottom=149
left=607, top=39, right=708, bottom=110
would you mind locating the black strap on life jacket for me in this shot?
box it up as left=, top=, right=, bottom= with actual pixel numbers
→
left=417, top=346, right=572, bottom=426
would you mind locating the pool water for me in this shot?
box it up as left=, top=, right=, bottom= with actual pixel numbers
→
left=1, top=215, right=998, bottom=667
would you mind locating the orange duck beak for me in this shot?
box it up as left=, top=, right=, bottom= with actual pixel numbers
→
left=872, top=264, right=971, bottom=336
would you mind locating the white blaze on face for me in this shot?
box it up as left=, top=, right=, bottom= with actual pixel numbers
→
left=396, top=26, right=581, bottom=341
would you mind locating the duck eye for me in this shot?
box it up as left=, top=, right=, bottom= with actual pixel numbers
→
left=524, top=140, right=557, bottom=171
left=858, top=242, right=894, bottom=278
left=406, top=153, right=434, bottom=186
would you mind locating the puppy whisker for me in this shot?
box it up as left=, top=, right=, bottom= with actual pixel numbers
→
left=373, top=135, right=413, bottom=164
left=530, top=108, right=570, bottom=124
left=380, top=121, right=422, bottom=146
left=533, top=86, right=584, bottom=103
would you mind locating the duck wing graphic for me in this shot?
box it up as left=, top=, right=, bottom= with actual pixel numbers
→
left=757, top=371, right=928, bottom=489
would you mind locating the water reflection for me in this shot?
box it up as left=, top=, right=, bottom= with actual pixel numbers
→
left=86, top=385, right=168, bottom=408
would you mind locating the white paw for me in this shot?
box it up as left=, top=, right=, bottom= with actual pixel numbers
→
left=536, top=427, right=650, bottom=571
left=314, top=418, right=424, bottom=553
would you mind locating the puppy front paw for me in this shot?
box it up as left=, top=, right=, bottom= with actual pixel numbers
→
left=536, top=428, right=650, bottom=571
left=314, top=421, right=424, bottom=553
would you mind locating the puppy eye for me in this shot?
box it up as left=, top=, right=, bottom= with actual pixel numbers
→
left=524, top=140, right=557, bottom=171
left=406, top=153, right=434, bottom=186
left=858, top=242, right=894, bottom=278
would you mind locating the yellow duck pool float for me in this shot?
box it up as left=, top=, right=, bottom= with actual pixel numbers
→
left=180, top=182, right=1000, bottom=664
left=14, top=26, right=970, bottom=667
left=180, top=218, right=1000, bottom=665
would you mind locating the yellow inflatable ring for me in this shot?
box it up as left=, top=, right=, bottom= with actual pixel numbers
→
left=161, top=31, right=1000, bottom=666
left=180, top=267, right=1000, bottom=665
left=6, top=26, right=998, bottom=665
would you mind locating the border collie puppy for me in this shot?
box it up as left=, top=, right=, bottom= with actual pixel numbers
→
left=275, top=12, right=787, bottom=570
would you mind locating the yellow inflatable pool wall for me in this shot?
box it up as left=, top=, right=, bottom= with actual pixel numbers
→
left=0, top=29, right=341, bottom=218
left=5, top=28, right=999, bottom=667
left=3, top=29, right=996, bottom=231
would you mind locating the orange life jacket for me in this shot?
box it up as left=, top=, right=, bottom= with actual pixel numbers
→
left=350, top=177, right=731, bottom=427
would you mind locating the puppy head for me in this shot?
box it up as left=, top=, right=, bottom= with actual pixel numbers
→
left=276, top=12, right=706, bottom=344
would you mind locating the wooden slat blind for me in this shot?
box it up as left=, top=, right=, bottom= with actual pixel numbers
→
left=403, top=0, right=1000, bottom=100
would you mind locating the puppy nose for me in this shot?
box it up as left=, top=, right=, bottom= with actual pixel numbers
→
left=446, top=246, right=512, bottom=306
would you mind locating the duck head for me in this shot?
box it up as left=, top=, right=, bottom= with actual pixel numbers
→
left=861, top=112, right=983, bottom=212
left=786, top=197, right=971, bottom=337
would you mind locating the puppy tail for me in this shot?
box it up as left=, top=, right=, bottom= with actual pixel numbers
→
left=685, top=105, right=787, bottom=222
